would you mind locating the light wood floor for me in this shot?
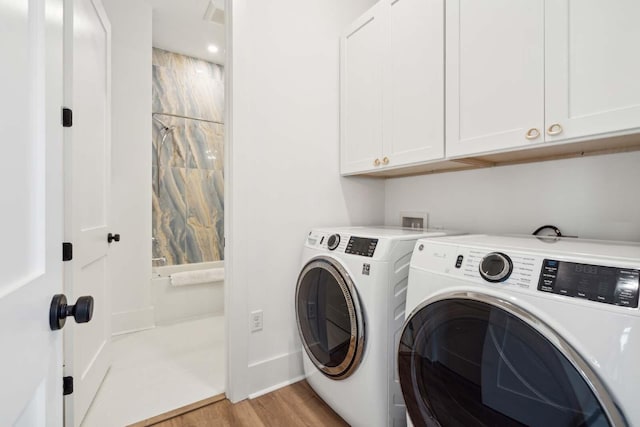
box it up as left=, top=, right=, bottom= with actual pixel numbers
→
left=137, top=380, right=349, bottom=427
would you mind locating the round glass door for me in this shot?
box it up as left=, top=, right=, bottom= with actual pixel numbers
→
left=296, top=256, right=364, bottom=380
left=398, top=293, right=624, bottom=427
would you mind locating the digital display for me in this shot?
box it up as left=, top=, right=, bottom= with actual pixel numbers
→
left=573, top=264, right=599, bottom=275
left=538, top=259, right=639, bottom=308
left=345, top=237, right=378, bottom=257
left=350, top=238, right=371, bottom=254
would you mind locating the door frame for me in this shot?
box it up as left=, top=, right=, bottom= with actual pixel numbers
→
left=223, top=0, right=250, bottom=403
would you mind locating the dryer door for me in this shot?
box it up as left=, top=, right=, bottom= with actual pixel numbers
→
left=398, top=292, right=625, bottom=427
left=296, top=256, right=365, bottom=380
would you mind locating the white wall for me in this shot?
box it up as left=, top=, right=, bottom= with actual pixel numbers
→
left=228, top=0, right=383, bottom=400
left=385, top=151, right=640, bottom=241
left=103, top=0, right=154, bottom=334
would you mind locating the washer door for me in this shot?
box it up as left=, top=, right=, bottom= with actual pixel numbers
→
left=398, top=292, right=625, bottom=427
left=296, top=256, right=365, bottom=380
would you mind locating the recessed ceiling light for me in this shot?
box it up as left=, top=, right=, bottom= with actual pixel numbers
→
left=208, top=44, right=219, bottom=53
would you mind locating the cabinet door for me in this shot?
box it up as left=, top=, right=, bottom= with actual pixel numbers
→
left=446, top=0, right=545, bottom=157
left=382, top=0, right=444, bottom=168
left=546, top=0, right=640, bottom=142
left=340, top=6, right=384, bottom=174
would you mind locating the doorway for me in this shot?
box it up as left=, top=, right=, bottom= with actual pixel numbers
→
left=75, top=0, right=228, bottom=425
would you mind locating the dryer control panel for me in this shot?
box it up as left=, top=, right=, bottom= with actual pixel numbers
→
left=538, top=259, right=640, bottom=308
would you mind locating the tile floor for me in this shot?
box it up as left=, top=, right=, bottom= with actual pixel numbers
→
left=81, top=315, right=225, bottom=427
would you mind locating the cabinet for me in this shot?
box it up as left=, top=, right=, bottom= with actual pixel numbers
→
left=340, top=4, right=384, bottom=174
left=447, top=0, right=640, bottom=158
left=340, top=0, right=444, bottom=175
left=546, top=0, right=640, bottom=142
left=445, top=0, right=545, bottom=157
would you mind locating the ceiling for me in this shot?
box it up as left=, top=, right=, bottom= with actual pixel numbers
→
left=149, top=0, right=226, bottom=65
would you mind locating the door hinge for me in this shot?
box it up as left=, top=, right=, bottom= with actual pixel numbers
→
left=62, top=107, right=73, bottom=127
left=62, top=242, right=73, bottom=261
left=63, top=376, right=74, bottom=396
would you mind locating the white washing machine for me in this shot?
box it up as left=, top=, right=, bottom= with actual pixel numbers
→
left=295, top=227, right=463, bottom=427
left=398, top=234, right=640, bottom=427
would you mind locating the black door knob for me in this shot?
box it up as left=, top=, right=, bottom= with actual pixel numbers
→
left=108, top=233, right=120, bottom=243
left=49, top=294, right=94, bottom=331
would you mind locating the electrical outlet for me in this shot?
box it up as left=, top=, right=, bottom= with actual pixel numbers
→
left=250, top=310, right=263, bottom=332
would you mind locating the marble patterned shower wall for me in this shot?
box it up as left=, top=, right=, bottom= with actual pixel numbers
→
left=152, top=48, right=224, bottom=265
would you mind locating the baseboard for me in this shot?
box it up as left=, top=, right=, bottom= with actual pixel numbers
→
left=112, top=306, right=155, bottom=336
left=247, top=350, right=304, bottom=399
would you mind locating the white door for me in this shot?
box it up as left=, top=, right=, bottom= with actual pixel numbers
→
left=383, top=0, right=444, bottom=167
left=340, top=3, right=384, bottom=174
left=446, top=0, right=545, bottom=158
left=0, top=0, right=64, bottom=425
left=63, top=0, right=112, bottom=425
left=545, top=0, right=640, bottom=142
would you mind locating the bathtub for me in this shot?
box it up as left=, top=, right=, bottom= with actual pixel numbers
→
left=151, top=261, right=224, bottom=325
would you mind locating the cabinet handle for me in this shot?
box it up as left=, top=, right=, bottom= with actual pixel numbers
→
left=374, top=158, right=381, bottom=166
left=382, top=156, right=389, bottom=165
left=547, top=123, right=563, bottom=136
left=525, top=128, right=540, bottom=140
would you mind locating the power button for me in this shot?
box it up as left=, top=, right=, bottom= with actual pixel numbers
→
left=455, top=255, right=464, bottom=268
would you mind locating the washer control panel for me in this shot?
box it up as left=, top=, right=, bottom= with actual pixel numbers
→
left=538, top=259, right=640, bottom=308
left=306, top=232, right=378, bottom=257
left=327, top=234, right=341, bottom=250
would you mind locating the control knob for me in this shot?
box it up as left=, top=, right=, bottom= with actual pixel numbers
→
left=479, top=252, right=513, bottom=283
left=327, top=234, right=340, bottom=251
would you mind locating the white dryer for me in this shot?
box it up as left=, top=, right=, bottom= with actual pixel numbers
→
left=295, top=227, right=463, bottom=427
left=399, top=235, right=640, bottom=426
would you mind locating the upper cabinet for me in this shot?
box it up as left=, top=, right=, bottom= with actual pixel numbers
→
left=447, top=0, right=640, bottom=158
left=545, top=0, right=640, bottom=142
left=341, top=0, right=444, bottom=175
left=341, top=0, right=640, bottom=176
left=340, top=5, right=384, bottom=174
left=445, top=0, right=545, bottom=157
